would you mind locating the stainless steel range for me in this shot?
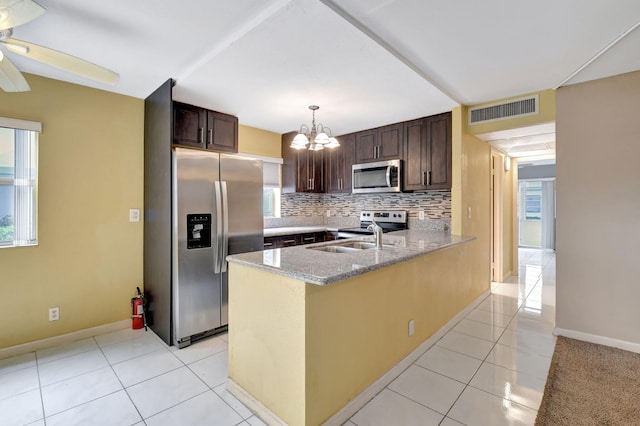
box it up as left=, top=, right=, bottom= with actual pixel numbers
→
left=337, top=210, right=408, bottom=239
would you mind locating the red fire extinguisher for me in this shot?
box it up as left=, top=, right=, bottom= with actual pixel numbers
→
left=131, top=287, right=147, bottom=330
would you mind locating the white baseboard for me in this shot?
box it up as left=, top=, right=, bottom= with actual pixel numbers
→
left=227, top=378, right=288, bottom=426
left=227, top=289, right=491, bottom=426
left=0, top=319, right=130, bottom=360
left=554, top=327, right=640, bottom=354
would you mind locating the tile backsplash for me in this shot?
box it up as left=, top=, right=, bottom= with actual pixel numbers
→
left=266, top=191, right=451, bottom=231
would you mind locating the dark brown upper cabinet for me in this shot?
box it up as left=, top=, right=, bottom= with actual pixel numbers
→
left=173, top=102, right=205, bottom=148
left=173, top=101, right=238, bottom=153
left=325, top=133, right=355, bottom=193
left=355, top=123, right=403, bottom=163
left=282, top=131, right=324, bottom=193
left=403, top=112, right=452, bottom=191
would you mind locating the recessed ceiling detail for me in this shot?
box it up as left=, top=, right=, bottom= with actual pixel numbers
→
left=476, top=122, right=556, bottom=159
left=3, top=0, right=640, bottom=138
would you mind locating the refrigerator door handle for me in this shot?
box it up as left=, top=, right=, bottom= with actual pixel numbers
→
left=221, top=181, right=230, bottom=273
left=214, top=181, right=223, bottom=274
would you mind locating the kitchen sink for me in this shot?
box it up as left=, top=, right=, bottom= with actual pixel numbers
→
left=309, top=245, right=363, bottom=253
left=307, top=240, right=387, bottom=253
left=334, top=241, right=377, bottom=250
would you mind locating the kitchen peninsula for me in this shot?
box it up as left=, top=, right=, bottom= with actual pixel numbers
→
left=226, top=230, right=485, bottom=426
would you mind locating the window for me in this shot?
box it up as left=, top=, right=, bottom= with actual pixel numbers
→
left=263, top=160, right=281, bottom=218
left=524, top=181, right=542, bottom=221
left=0, top=118, right=40, bottom=248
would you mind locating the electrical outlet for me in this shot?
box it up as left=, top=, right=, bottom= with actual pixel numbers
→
left=408, top=319, right=415, bottom=336
left=129, top=208, right=140, bottom=222
left=418, top=211, right=425, bottom=220
left=326, top=210, right=331, bottom=217
left=467, top=207, right=472, bottom=219
left=49, top=307, right=60, bottom=322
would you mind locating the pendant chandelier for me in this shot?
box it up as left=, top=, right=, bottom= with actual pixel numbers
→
left=290, top=105, right=340, bottom=151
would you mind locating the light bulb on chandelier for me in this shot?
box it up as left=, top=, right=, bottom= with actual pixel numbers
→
left=290, top=105, right=340, bottom=151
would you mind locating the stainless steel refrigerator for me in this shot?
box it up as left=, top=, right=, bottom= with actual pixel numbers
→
left=171, top=148, right=263, bottom=347
left=144, top=81, right=263, bottom=348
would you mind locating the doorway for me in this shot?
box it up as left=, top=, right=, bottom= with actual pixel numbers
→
left=518, top=179, right=555, bottom=249
left=490, top=150, right=504, bottom=282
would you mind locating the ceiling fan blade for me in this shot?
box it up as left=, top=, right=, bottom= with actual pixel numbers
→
left=0, top=0, right=45, bottom=31
left=5, top=38, right=119, bottom=85
left=0, top=52, right=30, bottom=91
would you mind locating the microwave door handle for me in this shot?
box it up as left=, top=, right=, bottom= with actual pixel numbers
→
left=386, top=166, right=391, bottom=187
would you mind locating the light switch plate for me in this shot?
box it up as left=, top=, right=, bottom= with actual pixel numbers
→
left=419, top=211, right=425, bottom=220
left=129, top=209, right=140, bottom=222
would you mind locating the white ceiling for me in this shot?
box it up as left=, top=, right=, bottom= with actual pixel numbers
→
left=476, top=123, right=557, bottom=160
left=4, top=0, right=640, bottom=138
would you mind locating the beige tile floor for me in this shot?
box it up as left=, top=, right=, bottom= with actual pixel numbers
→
left=0, top=248, right=556, bottom=425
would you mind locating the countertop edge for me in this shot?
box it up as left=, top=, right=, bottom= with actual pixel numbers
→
left=228, top=234, right=476, bottom=286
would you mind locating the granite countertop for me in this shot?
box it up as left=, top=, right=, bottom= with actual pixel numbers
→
left=227, top=230, right=475, bottom=286
left=263, top=226, right=330, bottom=237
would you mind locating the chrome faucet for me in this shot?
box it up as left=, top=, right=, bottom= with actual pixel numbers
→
left=367, top=219, right=383, bottom=249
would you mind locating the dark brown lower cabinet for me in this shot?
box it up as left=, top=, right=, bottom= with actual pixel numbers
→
left=263, top=235, right=297, bottom=249
left=264, top=232, right=327, bottom=249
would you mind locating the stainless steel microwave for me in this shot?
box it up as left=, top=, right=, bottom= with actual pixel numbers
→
left=352, top=159, right=401, bottom=194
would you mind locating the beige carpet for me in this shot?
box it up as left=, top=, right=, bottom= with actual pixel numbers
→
left=536, top=336, right=640, bottom=425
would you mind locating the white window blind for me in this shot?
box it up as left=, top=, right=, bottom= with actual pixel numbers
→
left=0, top=119, right=40, bottom=248
left=263, top=161, right=281, bottom=189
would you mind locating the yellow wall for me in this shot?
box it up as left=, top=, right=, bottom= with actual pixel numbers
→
left=238, top=124, right=281, bottom=158
left=229, top=241, right=486, bottom=425
left=465, top=89, right=556, bottom=135
left=0, top=74, right=144, bottom=348
left=228, top=265, right=307, bottom=425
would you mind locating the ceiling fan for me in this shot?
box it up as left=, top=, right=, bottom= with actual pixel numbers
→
left=0, top=0, right=119, bottom=92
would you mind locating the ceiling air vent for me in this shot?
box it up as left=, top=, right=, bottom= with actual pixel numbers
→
left=469, top=95, right=538, bottom=124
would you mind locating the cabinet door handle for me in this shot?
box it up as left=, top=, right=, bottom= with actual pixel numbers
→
left=199, top=127, right=204, bottom=144
left=427, top=171, right=431, bottom=186
left=264, top=242, right=273, bottom=247
left=422, top=171, right=426, bottom=186
left=303, top=237, right=314, bottom=242
left=283, top=239, right=296, bottom=245
left=208, top=129, right=213, bottom=145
